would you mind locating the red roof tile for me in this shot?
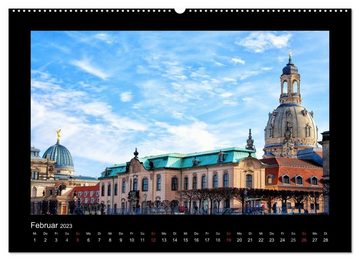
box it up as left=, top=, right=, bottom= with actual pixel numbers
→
left=72, top=184, right=99, bottom=192
left=261, top=157, right=322, bottom=168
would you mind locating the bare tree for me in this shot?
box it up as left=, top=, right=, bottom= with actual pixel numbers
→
left=292, top=190, right=307, bottom=213
left=178, top=189, right=198, bottom=214
left=307, top=191, right=322, bottom=214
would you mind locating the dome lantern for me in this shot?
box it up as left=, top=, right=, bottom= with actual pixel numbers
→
left=280, top=53, right=302, bottom=105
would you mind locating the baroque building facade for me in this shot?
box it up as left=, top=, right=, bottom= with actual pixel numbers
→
left=99, top=143, right=265, bottom=214
left=30, top=130, right=99, bottom=215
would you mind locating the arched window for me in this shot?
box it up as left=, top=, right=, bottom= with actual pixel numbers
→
left=295, top=176, right=303, bottom=185
left=311, top=177, right=318, bottom=185
left=107, top=184, right=111, bottom=196
left=101, top=184, right=105, bottom=196
left=282, top=80, right=288, bottom=94
left=184, top=176, right=188, bottom=190
left=293, top=80, right=299, bottom=94
left=213, top=174, right=218, bottom=188
left=142, top=177, right=148, bottom=191
left=201, top=175, right=207, bottom=189
left=246, top=174, right=253, bottom=188
left=282, top=175, right=290, bottom=184
left=223, top=171, right=229, bottom=188
left=121, top=178, right=126, bottom=193
left=31, top=187, right=37, bottom=197
left=133, top=178, right=138, bottom=191
left=156, top=174, right=161, bottom=191
left=192, top=176, right=197, bottom=189
left=114, top=183, right=118, bottom=196
left=267, top=174, right=274, bottom=184
left=171, top=177, right=178, bottom=191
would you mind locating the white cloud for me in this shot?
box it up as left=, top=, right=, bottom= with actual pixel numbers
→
left=71, top=58, right=110, bottom=80
left=171, top=111, right=185, bottom=120
left=237, top=32, right=291, bottom=53
left=120, top=91, right=133, bottom=102
left=219, top=92, right=233, bottom=98
left=148, top=121, right=219, bottom=153
left=223, top=100, right=238, bottom=106
left=94, top=33, right=113, bottom=44
left=76, top=101, right=147, bottom=131
left=31, top=74, right=149, bottom=167
left=222, top=77, right=237, bottom=83
left=50, top=43, right=71, bottom=54
left=231, top=57, right=246, bottom=65
left=31, top=79, right=62, bottom=91
left=213, top=60, right=225, bottom=67
left=261, top=67, right=273, bottom=71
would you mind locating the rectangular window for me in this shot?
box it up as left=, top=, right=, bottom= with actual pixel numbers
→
left=156, top=175, right=161, bottom=191
left=142, top=178, right=148, bottom=191
left=213, top=174, right=218, bottom=188
left=114, top=183, right=118, bottom=196
left=107, top=184, right=111, bottom=196
left=122, top=179, right=126, bottom=193
left=192, top=176, right=197, bottom=189
left=184, top=177, right=188, bottom=190
left=246, top=174, right=253, bottom=188
left=201, top=175, right=207, bottom=189
left=31, top=171, right=39, bottom=180
left=223, top=172, right=229, bottom=188
left=171, top=177, right=178, bottom=191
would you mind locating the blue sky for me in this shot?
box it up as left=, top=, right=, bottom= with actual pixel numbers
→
left=31, top=31, right=329, bottom=178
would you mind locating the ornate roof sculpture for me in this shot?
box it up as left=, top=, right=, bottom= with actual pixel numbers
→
left=264, top=54, right=318, bottom=158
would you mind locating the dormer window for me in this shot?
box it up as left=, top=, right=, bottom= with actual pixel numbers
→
left=282, top=175, right=290, bottom=184
left=192, top=157, right=200, bottom=166
left=295, top=176, right=303, bottom=185
left=149, top=161, right=154, bottom=170
left=267, top=174, right=274, bottom=184
left=310, top=176, right=318, bottom=185
left=218, top=151, right=225, bottom=162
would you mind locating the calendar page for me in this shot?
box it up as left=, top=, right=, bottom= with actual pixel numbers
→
left=9, top=8, right=351, bottom=252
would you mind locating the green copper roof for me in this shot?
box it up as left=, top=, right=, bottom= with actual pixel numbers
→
left=99, top=147, right=255, bottom=179
left=99, top=164, right=127, bottom=179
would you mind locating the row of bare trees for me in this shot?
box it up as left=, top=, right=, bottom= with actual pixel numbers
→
left=178, top=188, right=322, bottom=214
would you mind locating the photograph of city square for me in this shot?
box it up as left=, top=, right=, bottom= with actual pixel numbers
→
left=30, top=31, right=329, bottom=215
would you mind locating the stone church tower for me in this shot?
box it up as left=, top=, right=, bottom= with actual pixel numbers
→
left=263, top=54, right=318, bottom=158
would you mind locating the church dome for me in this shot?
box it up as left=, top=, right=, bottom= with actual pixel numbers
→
left=263, top=55, right=318, bottom=158
left=264, top=104, right=318, bottom=155
left=42, top=143, right=74, bottom=168
left=42, top=130, right=74, bottom=175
